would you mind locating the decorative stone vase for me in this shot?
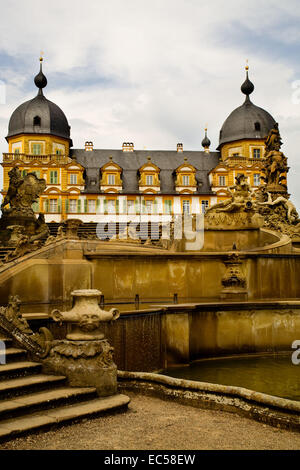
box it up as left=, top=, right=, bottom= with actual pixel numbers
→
left=63, top=219, right=83, bottom=239
left=51, top=289, right=119, bottom=340
left=46, top=289, right=120, bottom=396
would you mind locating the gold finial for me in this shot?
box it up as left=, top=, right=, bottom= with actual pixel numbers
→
left=184, top=156, right=188, bottom=162
left=109, top=155, right=113, bottom=161
left=245, top=59, right=249, bottom=71
left=40, top=51, right=44, bottom=62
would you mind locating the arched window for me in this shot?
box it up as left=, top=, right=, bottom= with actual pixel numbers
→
left=254, top=122, right=261, bottom=131
left=33, top=116, right=41, bottom=126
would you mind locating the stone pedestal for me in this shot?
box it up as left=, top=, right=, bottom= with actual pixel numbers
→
left=43, top=339, right=117, bottom=396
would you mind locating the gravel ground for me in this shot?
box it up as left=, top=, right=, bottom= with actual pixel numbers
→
left=1, top=393, right=300, bottom=450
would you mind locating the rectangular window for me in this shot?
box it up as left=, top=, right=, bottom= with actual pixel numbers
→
left=164, top=200, right=172, bottom=214
left=108, top=174, right=115, bottom=185
left=127, top=200, right=135, bottom=214
left=254, top=174, right=260, bottom=186
left=201, top=200, right=209, bottom=213
left=70, top=174, right=77, bottom=185
left=219, top=176, right=226, bottom=186
left=145, top=200, right=153, bottom=214
left=146, top=175, right=153, bottom=185
left=107, top=200, right=115, bottom=214
left=69, top=199, right=77, bottom=213
left=253, top=148, right=261, bottom=159
left=182, top=200, right=190, bottom=214
left=50, top=171, right=58, bottom=184
left=56, top=149, right=62, bottom=155
left=32, top=144, right=42, bottom=155
left=49, top=199, right=57, bottom=213
left=22, top=170, right=27, bottom=177
left=182, top=175, right=190, bottom=186
left=88, top=200, right=96, bottom=213
left=14, top=149, right=20, bottom=154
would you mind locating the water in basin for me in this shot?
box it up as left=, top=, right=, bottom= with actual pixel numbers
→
left=162, top=353, right=300, bottom=401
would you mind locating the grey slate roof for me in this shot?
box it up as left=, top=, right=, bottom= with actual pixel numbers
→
left=7, top=93, right=72, bottom=144
left=71, top=149, right=220, bottom=195
left=218, top=97, right=276, bottom=148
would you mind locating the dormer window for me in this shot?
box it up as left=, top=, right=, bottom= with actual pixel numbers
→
left=108, top=174, right=115, bottom=185
left=138, top=157, right=160, bottom=193
left=33, top=116, right=41, bottom=126
left=182, top=175, right=190, bottom=186
left=175, top=159, right=197, bottom=193
left=100, top=159, right=123, bottom=192
left=254, top=122, right=261, bottom=131
left=146, top=174, right=153, bottom=185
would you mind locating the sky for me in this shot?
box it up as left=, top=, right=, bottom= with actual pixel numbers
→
left=0, top=0, right=300, bottom=208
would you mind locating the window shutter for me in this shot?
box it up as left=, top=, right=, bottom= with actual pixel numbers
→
left=96, top=199, right=100, bottom=213
left=58, top=198, right=61, bottom=213
left=116, top=199, right=119, bottom=214
left=77, top=199, right=81, bottom=213
left=84, top=199, right=88, bottom=213
left=135, top=200, right=140, bottom=213
left=65, top=199, right=69, bottom=213
left=142, top=200, right=146, bottom=213
left=104, top=199, right=107, bottom=213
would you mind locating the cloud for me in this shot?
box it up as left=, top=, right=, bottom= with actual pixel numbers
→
left=0, top=0, right=299, bottom=208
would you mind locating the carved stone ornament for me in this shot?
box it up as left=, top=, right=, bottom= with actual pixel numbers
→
left=221, top=252, right=247, bottom=290
left=0, top=295, right=53, bottom=358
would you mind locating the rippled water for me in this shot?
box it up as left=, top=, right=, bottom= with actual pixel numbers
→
left=162, top=353, right=300, bottom=401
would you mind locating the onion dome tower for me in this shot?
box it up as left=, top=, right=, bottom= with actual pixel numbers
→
left=218, top=64, right=276, bottom=152
left=6, top=56, right=73, bottom=150
left=201, top=128, right=211, bottom=153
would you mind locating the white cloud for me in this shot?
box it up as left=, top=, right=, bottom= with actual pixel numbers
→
left=0, top=0, right=299, bottom=208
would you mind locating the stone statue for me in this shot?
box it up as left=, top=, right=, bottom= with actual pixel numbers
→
left=1, top=168, right=46, bottom=216
left=205, top=174, right=263, bottom=230
left=206, top=174, right=252, bottom=214
left=262, top=124, right=288, bottom=189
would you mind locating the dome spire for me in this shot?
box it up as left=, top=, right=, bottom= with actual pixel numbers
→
left=202, top=126, right=211, bottom=153
left=241, top=60, right=254, bottom=102
left=34, top=53, right=47, bottom=95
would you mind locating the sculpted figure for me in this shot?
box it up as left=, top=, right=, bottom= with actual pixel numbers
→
left=206, top=174, right=253, bottom=214
left=1, top=168, right=46, bottom=216
left=262, top=124, right=288, bottom=188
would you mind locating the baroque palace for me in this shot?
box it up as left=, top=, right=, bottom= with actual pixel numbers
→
left=1, top=58, right=278, bottom=223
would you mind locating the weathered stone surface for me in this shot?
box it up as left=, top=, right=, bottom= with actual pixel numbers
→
left=0, top=394, right=130, bottom=440
left=43, top=339, right=117, bottom=396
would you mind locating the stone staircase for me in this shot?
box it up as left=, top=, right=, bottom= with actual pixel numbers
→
left=0, top=247, right=15, bottom=262
left=47, top=221, right=162, bottom=240
left=0, top=333, right=130, bottom=441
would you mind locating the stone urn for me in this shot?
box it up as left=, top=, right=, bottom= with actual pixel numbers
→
left=46, top=289, right=120, bottom=396
left=63, top=219, right=83, bottom=239
left=51, top=289, right=119, bottom=340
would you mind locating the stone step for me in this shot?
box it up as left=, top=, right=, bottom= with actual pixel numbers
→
left=0, top=347, right=27, bottom=363
left=0, top=361, right=42, bottom=381
left=0, top=386, right=98, bottom=420
left=0, top=375, right=67, bottom=399
left=0, top=394, right=130, bottom=441
left=0, top=337, right=12, bottom=346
